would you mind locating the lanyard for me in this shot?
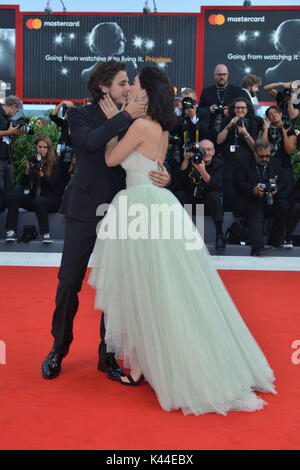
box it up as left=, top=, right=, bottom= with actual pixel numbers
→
left=256, top=164, right=267, bottom=183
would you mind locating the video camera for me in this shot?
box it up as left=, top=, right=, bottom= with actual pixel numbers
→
left=261, top=178, right=277, bottom=206
left=12, top=117, right=34, bottom=135
left=212, top=104, right=225, bottom=134
left=185, top=142, right=206, bottom=164
left=27, top=153, right=45, bottom=175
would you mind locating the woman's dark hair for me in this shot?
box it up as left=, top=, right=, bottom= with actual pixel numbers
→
left=138, top=66, right=176, bottom=131
left=266, top=105, right=282, bottom=119
left=228, top=97, right=255, bottom=118
left=88, top=60, right=126, bottom=102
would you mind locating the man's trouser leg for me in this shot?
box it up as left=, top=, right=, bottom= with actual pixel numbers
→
left=246, top=203, right=264, bottom=253
left=51, top=217, right=97, bottom=354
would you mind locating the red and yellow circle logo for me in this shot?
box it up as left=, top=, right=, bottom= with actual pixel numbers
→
left=26, top=18, right=42, bottom=29
left=208, top=14, right=226, bottom=26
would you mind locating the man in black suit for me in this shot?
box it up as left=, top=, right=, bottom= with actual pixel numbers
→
left=235, top=139, right=289, bottom=256
left=198, top=64, right=242, bottom=136
left=41, top=61, right=170, bottom=380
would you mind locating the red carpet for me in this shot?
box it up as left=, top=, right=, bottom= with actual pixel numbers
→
left=0, top=266, right=300, bottom=450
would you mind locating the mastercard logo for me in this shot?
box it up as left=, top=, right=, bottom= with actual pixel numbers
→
left=26, top=18, right=42, bottom=29
left=208, top=14, right=226, bottom=26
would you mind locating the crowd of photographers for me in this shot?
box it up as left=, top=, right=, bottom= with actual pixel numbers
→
left=167, top=64, right=300, bottom=255
left=0, top=97, right=74, bottom=243
left=1, top=66, right=300, bottom=255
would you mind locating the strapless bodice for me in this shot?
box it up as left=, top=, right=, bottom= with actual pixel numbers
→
left=121, top=151, right=160, bottom=188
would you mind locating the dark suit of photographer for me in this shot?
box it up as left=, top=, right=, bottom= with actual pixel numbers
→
left=173, top=139, right=225, bottom=250
left=235, top=139, right=289, bottom=256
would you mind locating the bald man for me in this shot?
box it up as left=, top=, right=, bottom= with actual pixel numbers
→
left=198, top=64, right=242, bottom=128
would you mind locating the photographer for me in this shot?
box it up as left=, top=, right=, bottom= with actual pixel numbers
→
left=216, top=97, right=263, bottom=211
left=261, top=105, right=297, bottom=199
left=173, top=139, right=225, bottom=251
left=263, top=81, right=300, bottom=123
left=167, top=89, right=210, bottom=178
left=5, top=134, right=70, bottom=243
left=198, top=64, right=242, bottom=138
left=50, top=100, right=75, bottom=168
left=0, top=95, right=23, bottom=211
left=235, top=139, right=289, bottom=256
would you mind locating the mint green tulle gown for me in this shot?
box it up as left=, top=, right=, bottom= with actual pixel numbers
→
left=89, top=151, right=276, bottom=416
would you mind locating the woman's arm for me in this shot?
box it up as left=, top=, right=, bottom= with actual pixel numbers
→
left=282, top=127, right=297, bottom=155
left=216, top=116, right=238, bottom=145
left=105, top=119, right=145, bottom=167
left=287, top=97, right=300, bottom=120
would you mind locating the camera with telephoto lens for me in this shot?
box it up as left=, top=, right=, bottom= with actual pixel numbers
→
left=282, top=87, right=293, bottom=98
left=212, top=104, right=225, bottom=134
left=185, top=142, right=206, bottom=164
left=260, top=178, right=277, bottom=206
left=181, top=96, right=196, bottom=112
left=57, top=143, right=74, bottom=164
left=12, top=117, right=34, bottom=135
left=27, top=153, right=45, bottom=175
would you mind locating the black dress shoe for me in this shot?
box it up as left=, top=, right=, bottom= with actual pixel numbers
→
left=97, top=357, right=125, bottom=381
left=41, top=349, right=67, bottom=380
left=215, top=233, right=225, bottom=251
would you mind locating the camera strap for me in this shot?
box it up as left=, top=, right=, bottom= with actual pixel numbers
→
left=216, top=89, right=225, bottom=106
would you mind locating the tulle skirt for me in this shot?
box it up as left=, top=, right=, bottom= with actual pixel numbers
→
left=89, top=184, right=276, bottom=415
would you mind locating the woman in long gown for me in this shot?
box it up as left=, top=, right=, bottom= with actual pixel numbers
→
left=89, top=66, right=276, bottom=416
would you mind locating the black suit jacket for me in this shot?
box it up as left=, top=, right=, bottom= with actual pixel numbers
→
left=61, top=102, right=130, bottom=222
left=198, top=84, right=242, bottom=110
left=235, top=154, right=286, bottom=204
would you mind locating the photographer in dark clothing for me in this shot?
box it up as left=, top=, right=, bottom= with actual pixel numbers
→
left=173, top=139, right=225, bottom=250
left=0, top=95, right=23, bottom=210
left=216, top=97, right=263, bottom=211
left=50, top=100, right=74, bottom=147
left=198, top=64, right=242, bottom=139
left=263, top=81, right=299, bottom=123
left=235, top=139, right=289, bottom=256
left=5, top=134, right=70, bottom=243
left=167, top=88, right=210, bottom=186
left=261, top=105, right=297, bottom=199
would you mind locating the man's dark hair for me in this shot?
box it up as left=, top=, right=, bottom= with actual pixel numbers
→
left=266, top=105, right=282, bottom=118
left=253, top=138, right=271, bottom=153
left=138, top=66, right=176, bottom=131
left=241, top=74, right=262, bottom=89
left=88, top=60, right=126, bottom=102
